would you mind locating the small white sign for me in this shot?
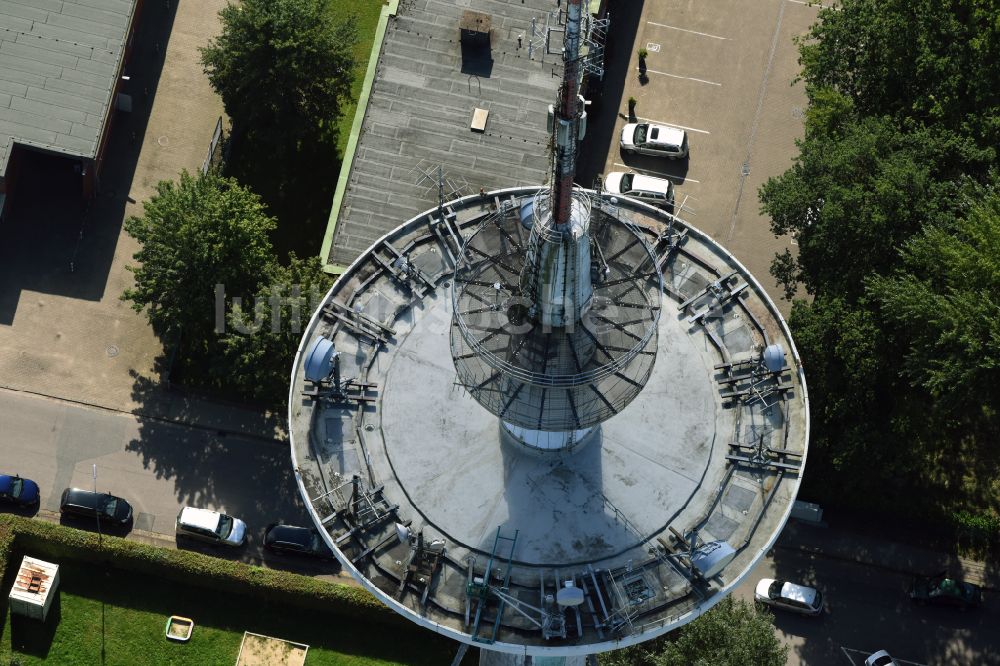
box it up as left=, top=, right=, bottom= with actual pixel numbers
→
left=646, top=42, right=661, bottom=52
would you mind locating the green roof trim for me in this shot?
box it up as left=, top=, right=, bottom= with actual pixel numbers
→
left=320, top=0, right=400, bottom=275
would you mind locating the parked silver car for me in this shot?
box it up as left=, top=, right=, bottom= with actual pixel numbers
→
left=175, top=507, right=247, bottom=547
left=620, top=123, right=689, bottom=159
left=603, top=171, right=675, bottom=209
left=754, top=578, right=824, bottom=615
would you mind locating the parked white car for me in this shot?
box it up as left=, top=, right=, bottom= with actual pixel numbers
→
left=603, top=171, right=675, bottom=209
left=754, top=578, right=824, bottom=615
left=176, top=507, right=247, bottom=547
left=620, top=122, right=689, bottom=159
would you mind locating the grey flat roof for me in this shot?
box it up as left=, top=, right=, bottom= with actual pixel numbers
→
left=0, top=0, right=137, bottom=173
left=327, top=0, right=561, bottom=266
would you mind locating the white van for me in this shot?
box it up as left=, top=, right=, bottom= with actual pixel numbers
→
left=604, top=171, right=675, bottom=209
left=620, top=123, right=689, bottom=159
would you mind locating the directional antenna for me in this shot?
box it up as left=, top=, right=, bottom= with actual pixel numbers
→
left=304, top=337, right=338, bottom=383
left=556, top=581, right=585, bottom=607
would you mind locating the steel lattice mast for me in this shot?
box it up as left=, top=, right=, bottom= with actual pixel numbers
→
left=550, top=0, right=584, bottom=228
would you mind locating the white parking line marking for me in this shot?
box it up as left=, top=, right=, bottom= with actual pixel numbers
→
left=841, top=647, right=927, bottom=666
left=636, top=117, right=710, bottom=135
left=612, top=163, right=700, bottom=183
left=642, top=68, right=722, bottom=87
left=646, top=21, right=729, bottom=40
left=787, top=0, right=835, bottom=8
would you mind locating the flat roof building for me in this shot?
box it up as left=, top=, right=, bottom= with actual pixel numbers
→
left=321, top=0, right=564, bottom=271
left=0, top=0, right=142, bottom=218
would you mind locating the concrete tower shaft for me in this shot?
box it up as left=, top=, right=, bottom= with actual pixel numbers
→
left=450, top=197, right=662, bottom=437
left=519, top=193, right=594, bottom=328
left=449, top=0, right=663, bottom=447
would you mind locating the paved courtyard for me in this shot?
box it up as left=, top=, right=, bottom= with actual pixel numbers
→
left=598, top=0, right=820, bottom=308
left=0, top=0, right=237, bottom=420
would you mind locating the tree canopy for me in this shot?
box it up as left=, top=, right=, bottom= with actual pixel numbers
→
left=123, top=170, right=331, bottom=407
left=219, top=253, right=332, bottom=403
left=601, top=597, right=787, bottom=666
left=869, top=189, right=1000, bottom=416
left=200, top=0, right=357, bottom=156
left=123, top=170, right=275, bottom=342
left=798, top=0, right=1000, bottom=147
left=759, top=0, right=1000, bottom=530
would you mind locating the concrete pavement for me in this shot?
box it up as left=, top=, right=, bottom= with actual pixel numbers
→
left=0, top=0, right=285, bottom=440
left=588, top=0, right=821, bottom=311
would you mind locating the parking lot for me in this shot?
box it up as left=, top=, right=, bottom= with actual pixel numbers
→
left=733, top=544, right=998, bottom=665
left=600, top=0, right=821, bottom=306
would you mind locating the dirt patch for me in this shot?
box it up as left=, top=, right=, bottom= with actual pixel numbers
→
left=167, top=620, right=191, bottom=639
left=236, top=632, right=308, bottom=666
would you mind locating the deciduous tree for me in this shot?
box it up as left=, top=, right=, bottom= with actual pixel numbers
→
left=123, top=170, right=276, bottom=348
left=219, top=254, right=333, bottom=403
left=601, top=597, right=787, bottom=666
left=200, top=0, right=358, bottom=157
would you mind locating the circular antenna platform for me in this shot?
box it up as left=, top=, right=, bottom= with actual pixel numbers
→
left=289, top=188, right=808, bottom=657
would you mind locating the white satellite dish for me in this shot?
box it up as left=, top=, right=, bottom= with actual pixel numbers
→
left=762, top=344, right=785, bottom=373
left=518, top=199, right=535, bottom=229
left=556, top=581, right=584, bottom=607
left=304, top=338, right=337, bottom=382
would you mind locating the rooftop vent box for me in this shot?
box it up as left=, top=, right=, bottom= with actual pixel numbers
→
left=459, top=10, right=491, bottom=46
left=9, top=556, right=60, bottom=622
left=690, top=541, right=736, bottom=579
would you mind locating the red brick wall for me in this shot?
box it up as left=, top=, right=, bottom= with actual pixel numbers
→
left=91, top=0, right=145, bottom=197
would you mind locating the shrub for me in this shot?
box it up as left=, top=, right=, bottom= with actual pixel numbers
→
left=952, top=510, right=1000, bottom=556
left=0, top=515, right=397, bottom=625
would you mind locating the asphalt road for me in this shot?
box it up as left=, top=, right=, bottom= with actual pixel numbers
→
left=0, top=388, right=340, bottom=577
left=734, top=546, right=999, bottom=666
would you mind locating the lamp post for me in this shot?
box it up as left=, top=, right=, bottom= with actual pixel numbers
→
left=92, top=464, right=102, bottom=549
left=94, top=463, right=106, bottom=664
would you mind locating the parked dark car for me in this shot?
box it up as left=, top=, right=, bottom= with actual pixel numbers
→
left=59, top=488, right=133, bottom=526
left=909, top=571, right=982, bottom=609
left=264, top=524, right=335, bottom=560
left=0, top=474, right=40, bottom=507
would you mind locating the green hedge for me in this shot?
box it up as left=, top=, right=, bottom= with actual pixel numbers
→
left=0, top=520, right=14, bottom=588
left=0, top=515, right=398, bottom=625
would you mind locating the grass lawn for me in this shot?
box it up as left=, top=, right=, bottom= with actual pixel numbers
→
left=0, top=562, right=462, bottom=665
left=331, top=0, right=386, bottom=157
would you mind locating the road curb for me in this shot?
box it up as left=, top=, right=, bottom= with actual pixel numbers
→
left=774, top=541, right=998, bottom=592
left=0, top=384, right=286, bottom=446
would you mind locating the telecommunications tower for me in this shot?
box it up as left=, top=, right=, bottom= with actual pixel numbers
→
left=289, top=0, right=808, bottom=662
